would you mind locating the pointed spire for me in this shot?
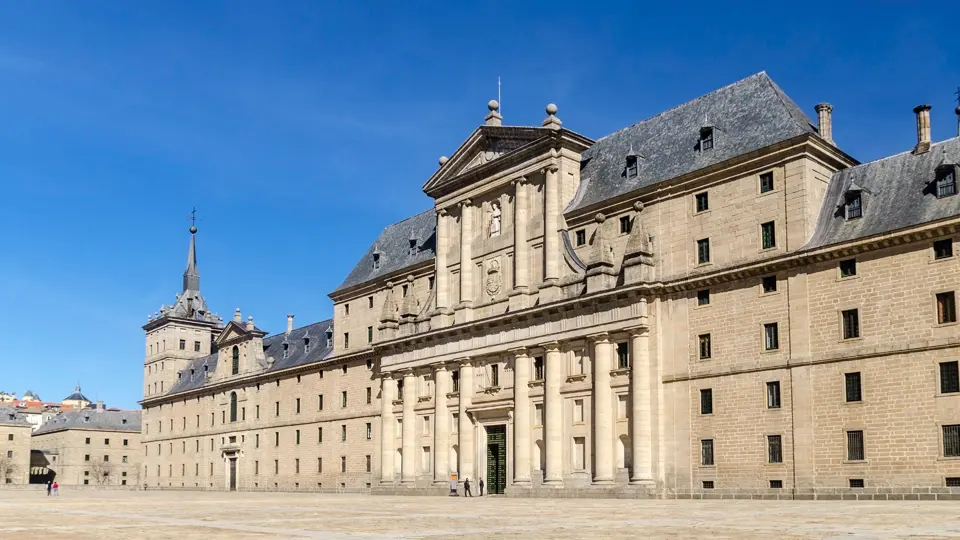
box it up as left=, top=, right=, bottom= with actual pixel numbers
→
left=380, top=282, right=399, bottom=323
left=182, top=221, right=200, bottom=292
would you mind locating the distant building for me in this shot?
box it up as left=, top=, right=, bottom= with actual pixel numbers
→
left=0, top=405, right=32, bottom=484
left=61, top=384, right=92, bottom=410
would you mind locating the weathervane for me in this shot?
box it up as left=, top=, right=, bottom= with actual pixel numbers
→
left=188, top=207, right=197, bottom=233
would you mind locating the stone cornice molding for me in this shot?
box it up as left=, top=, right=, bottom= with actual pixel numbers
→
left=624, top=326, right=650, bottom=337
left=587, top=332, right=611, bottom=344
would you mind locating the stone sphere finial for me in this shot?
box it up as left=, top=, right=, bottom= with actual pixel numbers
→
left=955, top=105, right=960, bottom=116
left=439, top=156, right=448, bottom=166
left=189, top=225, right=197, bottom=234
left=488, top=99, right=500, bottom=112
left=594, top=212, right=606, bottom=224
left=633, top=201, right=645, bottom=213
left=546, top=103, right=558, bottom=116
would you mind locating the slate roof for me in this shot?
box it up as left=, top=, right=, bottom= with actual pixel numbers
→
left=165, top=319, right=335, bottom=396
left=33, top=409, right=141, bottom=435
left=0, top=405, right=31, bottom=426
left=332, top=209, right=436, bottom=294
left=806, top=137, right=960, bottom=249
left=63, top=389, right=90, bottom=403
left=568, top=72, right=818, bottom=214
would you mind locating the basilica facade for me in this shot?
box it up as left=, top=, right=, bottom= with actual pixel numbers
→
left=141, top=72, right=960, bottom=498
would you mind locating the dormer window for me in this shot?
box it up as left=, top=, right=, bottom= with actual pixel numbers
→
left=699, top=127, right=714, bottom=151
left=408, top=239, right=417, bottom=256
left=325, top=329, right=333, bottom=348
left=303, top=337, right=310, bottom=354
left=282, top=342, right=289, bottom=359
left=936, top=166, right=958, bottom=198
left=844, top=193, right=863, bottom=220
left=625, top=155, right=638, bottom=179
left=372, top=253, right=381, bottom=271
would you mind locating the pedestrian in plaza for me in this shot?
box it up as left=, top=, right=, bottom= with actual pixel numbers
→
left=52, top=481, right=59, bottom=496
left=479, top=478, right=485, bottom=496
left=46, top=480, right=52, bottom=496
left=464, top=477, right=472, bottom=497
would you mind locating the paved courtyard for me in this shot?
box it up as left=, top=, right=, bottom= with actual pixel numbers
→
left=2, top=490, right=960, bottom=539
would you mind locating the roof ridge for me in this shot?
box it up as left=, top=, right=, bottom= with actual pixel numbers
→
left=841, top=136, right=960, bottom=172
left=760, top=73, right=815, bottom=132
left=263, top=318, right=333, bottom=340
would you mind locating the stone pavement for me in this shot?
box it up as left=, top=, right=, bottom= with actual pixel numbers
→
left=2, top=489, right=960, bottom=539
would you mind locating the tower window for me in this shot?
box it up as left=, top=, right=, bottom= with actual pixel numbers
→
left=619, top=216, right=632, bottom=234
left=937, top=292, right=957, bottom=324
left=761, top=221, right=776, bottom=249
left=699, top=127, right=714, bottom=151
left=697, top=289, right=710, bottom=306
left=695, top=192, right=709, bottom=213
left=575, top=230, right=586, bottom=246
left=934, top=239, right=954, bottom=260
left=231, top=346, right=239, bottom=376
left=697, top=238, right=711, bottom=264
left=759, top=172, right=774, bottom=193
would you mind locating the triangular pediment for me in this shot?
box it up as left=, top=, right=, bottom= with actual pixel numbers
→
left=215, top=321, right=252, bottom=346
left=423, top=126, right=553, bottom=197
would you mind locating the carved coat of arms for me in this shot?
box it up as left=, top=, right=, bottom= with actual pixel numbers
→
left=485, top=259, right=502, bottom=297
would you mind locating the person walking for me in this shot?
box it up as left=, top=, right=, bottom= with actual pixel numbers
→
left=479, top=478, right=485, bottom=496
left=46, top=480, right=52, bottom=496
left=463, top=477, right=472, bottom=497
left=52, top=481, right=59, bottom=496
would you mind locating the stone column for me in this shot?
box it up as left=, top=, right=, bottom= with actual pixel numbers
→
left=401, top=370, right=416, bottom=484
left=435, top=209, right=449, bottom=311
left=542, top=165, right=560, bottom=287
left=591, top=334, right=614, bottom=484
left=457, top=200, right=474, bottom=313
left=433, top=364, right=450, bottom=484
left=512, top=177, right=529, bottom=293
left=457, top=360, right=476, bottom=483
left=630, top=328, right=654, bottom=485
left=380, top=375, right=397, bottom=483
left=511, top=348, right=532, bottom=485
left=543, top=341, right=563, bottom=485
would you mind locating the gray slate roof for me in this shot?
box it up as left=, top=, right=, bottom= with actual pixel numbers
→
left=34, top=409, right=141, bottom=435
left=166, top=319, right=335, bottom=396
left=568, top=72, right=818, bottom=213
left=332, top=209, right=436, bottom=293
left=0, top=405, right=31, bottom=426
left=806, top=137, right=960, bottom=248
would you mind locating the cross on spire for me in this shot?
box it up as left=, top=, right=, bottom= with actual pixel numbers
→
left=189, top=207, right=197, bottom=227
left=954, top=86, right=960, bottom=107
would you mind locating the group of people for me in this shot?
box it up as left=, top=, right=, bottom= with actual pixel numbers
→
left=45, top=480, right=59, bottom=496
left=461, top=477, right=485, bottom=497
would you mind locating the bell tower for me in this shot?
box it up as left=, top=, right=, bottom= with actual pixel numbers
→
left=142, top=221, right=222, bottom=400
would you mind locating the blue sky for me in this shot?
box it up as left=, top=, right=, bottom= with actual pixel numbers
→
left=0, top=2, right=956, bottom=409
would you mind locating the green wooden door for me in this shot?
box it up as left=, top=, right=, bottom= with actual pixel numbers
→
left=486, top=425, right=507, bottom=494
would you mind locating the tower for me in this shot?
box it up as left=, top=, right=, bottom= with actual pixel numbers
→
left=142, top=223, right=222, bottom=400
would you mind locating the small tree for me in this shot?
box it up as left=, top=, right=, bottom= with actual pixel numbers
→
left=88, top=458, right=113, bottom=486
left=0, top=456, right=18, bottom=484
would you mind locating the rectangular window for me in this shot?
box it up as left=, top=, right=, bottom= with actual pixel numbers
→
left=845, top=194, right=862, bottom=219
left=847, top=430, right=865, bottom=461
left=194, top=341, right=201, bottom=352
left=762, top=275, right=777, bottom=294
left=341, top=424, right=347, bottom=441
left=574, top=399, right=584, bottom=423
left=255, top=405, right=260, bottom=420
left=318, top=458, right=322, bottom=473
left=934, top=239, right=954, bottom=260
left=341, top=391, right=347, bottom=408
left=533, top=357, right=544, bottom=381
left=764, top=323, right=779, bottom=351
left=318, top=427, right=323, bottom=443
left=759, top=172, right=774, bottom=193
left=839, top=259, right=857, bottom=278
left=769, top=479, right=783, bottom=489
left=535, top=404, right=543, bottom=427
left=767, top=435, right=783, bottom=463
left=695, top=192, right=709, bottom=213
left=274, top=432, right=279, bottom=447
left=944, top=425, right=960, bottom=457
left=845, top=372, right=862, bottom=402
left=701, top=439, right=714, bottom=466
left=697, top=238, right=710, bottom=264
left=318, top=394, right=323, bottom=410
left=842, top=309, right=860, bottom=339
left=618, top=395, right=627, bottom=419
left=575, top=229, right=586, bottom=246
left=697, top=289, right=710, bottom=306
left=367, top=326, right=373, bottom=343
left=940, top=361, right=959, bottom=394
left=366, top=387, right=372, bottom=404
left=849, top=478, right=865, bottom=488
left=947, top=477, right=960, bottom=487
left=295, top=429, right=301, bottom=445
left=761, top=221, right=776, bottom=249
left=490, top=364, right=499, bottom=387
left=179, top=339, right=185, bottom=350
left=619, top=215, right=632, bottom=235
left=573, top=437, right=586, bottom=470
left=702, top=480, right=714, bottom=489
left=766, top=381, right=781, bottom=409
left=698, top=334, right=712, bottom=360
left=343, top=333, right=349, bottom=348
left=340, top=456, right=347, bottom=473
left=936, top=168, right=957, bottom=198
left=937, top=292, right=957, bottom=324
left=366, top=422, right=372, bottom=440
left=616, top=342, right=629, bottom=369
left=295, top=398, right=301, bottom=414
left=421, top=446, right=431, bottom=472
left=452, top=371, right=459, bottom=392
left=295, top=458, right=300, bottom=474
left=422, top=416, right=430, bottom=436
left=700, top=388, right=713, bottom=415
left=366, top=454, right=372, bottom=473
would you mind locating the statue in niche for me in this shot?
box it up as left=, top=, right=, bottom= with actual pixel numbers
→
left=489, top=201, right=502, bottom=237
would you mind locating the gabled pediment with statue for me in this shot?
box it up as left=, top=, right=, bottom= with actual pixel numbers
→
left=215, top=318, right=266, bottom=348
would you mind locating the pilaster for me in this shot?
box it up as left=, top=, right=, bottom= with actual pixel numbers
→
left=543, top=341, right=563, bottom=485
left=380, top=375, right=397, bottom=483
left=540, top=165, right=561, bottom=303
left=457, top=359, right=475, bottom=483
left=433, top=364, right=451, bottom=484
left=509, top=177, right=534, bottom=311
left=590, top=333, right=614, bottom=484
left=511, top=347, right=532, bottom=485
left=400, top=370, right=417, bottom=484
left=628, top=324, right=654, bottom=486
left=455, top=200, right=475, bottom=323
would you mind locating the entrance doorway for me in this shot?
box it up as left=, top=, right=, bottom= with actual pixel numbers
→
left=228, top=458, right=237, bottom=491
left=485, top=424, right=507, bottom=494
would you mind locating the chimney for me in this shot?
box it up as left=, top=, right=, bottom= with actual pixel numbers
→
left=233, top=308, right=242, bottom=323
left=913, top=104, right=932, bottom=155
left=484, top=100, right=502, bottom=126
left=246, top=316, right=255, bottom=331
left=815, top=103, right=834, bottom=145
left=95, top=400, right=103, bottom=412
left=286, top=314, right=294, bottom=335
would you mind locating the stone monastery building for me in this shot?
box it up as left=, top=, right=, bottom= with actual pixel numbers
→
left=141, top=72, right=960, bottom=498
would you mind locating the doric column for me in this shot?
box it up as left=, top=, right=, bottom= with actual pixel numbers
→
left=512, top=177, right=529, bottom=293
left=380, top=375, right=397, bottom=483
left=590, top=333, right=614, bottom=484
left=458, top=200, right=473, bottom=308
left=401, top=370, right=416, bottom=484
left=543, top=341, right=563, bottom=485
left=435, top=209, right=449, bottom=311
left=433, top=364, right=450, bottom=484
left=543, top=165, right=560, bottom=285
left=457, top=360, right=476, bottom=483
left=511, top=348, right=531, bottom=485
left=630, top=327, right=654, bottom=485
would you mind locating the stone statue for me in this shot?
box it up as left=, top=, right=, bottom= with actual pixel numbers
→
left=490, top=202, right=502, bottom=237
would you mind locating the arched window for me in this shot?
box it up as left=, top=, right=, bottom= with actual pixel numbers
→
left=231, top=346, right=239, bottom=375
left=229, top=392, right=238, bottom=423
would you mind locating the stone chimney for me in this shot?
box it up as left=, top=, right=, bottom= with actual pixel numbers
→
left=95, top=400, right=103, bottom=412
left=485, top=100, right=502, bottom=126
left=246, top=316, right=255, bottom=331
left=913, top=105, right=932, bottom=155
left=233, top=308, right=242, bottom=323
left=286, top=314, right=294, bottom=335
left=815, top=103, right=834, bottom=145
